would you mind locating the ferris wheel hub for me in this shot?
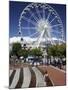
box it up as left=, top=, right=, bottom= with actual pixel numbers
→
left=37, top=19, right=51, bottom=32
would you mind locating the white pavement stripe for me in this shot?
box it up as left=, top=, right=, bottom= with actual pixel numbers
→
left=32, top=67, right=46, bottom=87
left=9, top=70, right=13, bottom=77
left=21, top=67, right=31, bottom=88
left=10, top=69, right=20, bottom=88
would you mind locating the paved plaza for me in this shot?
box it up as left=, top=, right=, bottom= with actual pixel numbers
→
left=9, top=65, right=66, bottom=88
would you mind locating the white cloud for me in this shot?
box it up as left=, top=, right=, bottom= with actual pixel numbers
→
left=9, top=36, right=65, bottom=44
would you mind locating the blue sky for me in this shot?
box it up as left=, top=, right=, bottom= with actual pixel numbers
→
left=9, top=1, right=66, bottom=40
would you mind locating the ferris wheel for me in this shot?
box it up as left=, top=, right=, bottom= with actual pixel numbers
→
left=18, top=3, right=64, bottom=48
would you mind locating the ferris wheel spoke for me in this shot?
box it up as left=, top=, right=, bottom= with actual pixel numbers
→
left=51, top=30, right=61, bottom=34
left=22, top=16, right=36, bottom=26
left=31, top=13, right=38, bottom=22
left=29, top=31, right=40, bottom=37
left=51, top=32, right=61, bottom=35
left=37, top=30, right=45, bottom=47
left=46, top=11, right=51, bottom=21
left=29, top=10, right=39, bottom=22
left=49, top=16, right=57, bottom=24
left=51, top=24, right=62, bottom=28
left=43, top=6, right=45, bottom=20
left=33, top=33, right=41, bottom=45
left=35, top=5, right=42, bottom=20
left=22, top=27, right=37, bottom=29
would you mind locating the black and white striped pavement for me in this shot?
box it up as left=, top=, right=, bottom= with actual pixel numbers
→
left=9, top=67, right=46, bottom=88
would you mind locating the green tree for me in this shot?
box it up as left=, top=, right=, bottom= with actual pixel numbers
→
left=18, top=49, right=28, bottom=62
left=9, top=50, right=13, bottom=58
left=12, top=42, right=22, bottom=58
left=48, top=45, right=57, bottom=57
left=30, top=48, right=43, bottom=58
left=47, top=45, right=56, bottom=64
left=57, top=44, right=66, bottom=58
left=48, top=44, right=66, bottom=66
left=29, top=48, right=43, bottom=63
left=48, top=44, right=66, bottom=58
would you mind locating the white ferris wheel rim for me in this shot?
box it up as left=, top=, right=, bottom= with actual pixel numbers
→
left=18, top=3, right=65, bottom=47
